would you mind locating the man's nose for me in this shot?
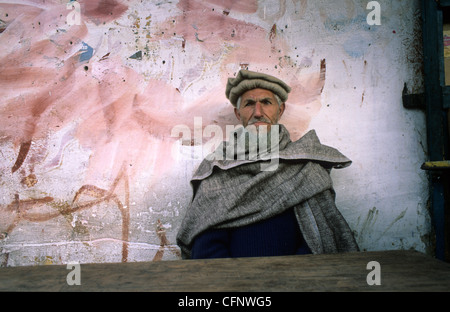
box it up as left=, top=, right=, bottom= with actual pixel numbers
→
left=253, top=102, right=263, bottom=117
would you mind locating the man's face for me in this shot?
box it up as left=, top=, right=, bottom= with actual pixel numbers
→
left=234, top=88, right=285, bottom=130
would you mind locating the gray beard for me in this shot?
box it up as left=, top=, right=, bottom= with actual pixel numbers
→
left=227, top=124, right=280, bottom=161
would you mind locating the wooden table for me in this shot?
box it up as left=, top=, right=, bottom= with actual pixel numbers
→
left=1, top=250, right=449, bottom=292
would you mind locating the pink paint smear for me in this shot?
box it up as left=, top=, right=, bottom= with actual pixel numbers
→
left=0, top=0, right=326, bottom=187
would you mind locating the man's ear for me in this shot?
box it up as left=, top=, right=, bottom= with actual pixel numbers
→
left=234, top=107, right=241, bottom=121
left=278, top=102, right=286, bottom=118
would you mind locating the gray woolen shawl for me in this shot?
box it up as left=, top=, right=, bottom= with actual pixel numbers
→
left=176, top=124, right=359, bottom=259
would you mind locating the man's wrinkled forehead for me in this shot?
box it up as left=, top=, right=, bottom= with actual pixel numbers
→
left=241, top=88, right=277, bottom=102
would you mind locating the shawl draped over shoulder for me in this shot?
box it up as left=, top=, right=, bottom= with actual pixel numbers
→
left=176, top=124, right=359, bottom=259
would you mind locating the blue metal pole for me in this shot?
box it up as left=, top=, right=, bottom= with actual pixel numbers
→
left=421, top=0, right=448, bottom=260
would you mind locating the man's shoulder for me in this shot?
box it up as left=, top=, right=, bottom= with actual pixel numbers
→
left=191, top=128, right=352, bottom=182
left=280, top=129, right=352, bottom=169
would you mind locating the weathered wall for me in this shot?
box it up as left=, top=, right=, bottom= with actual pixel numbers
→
left=0, top=0, right=430, bottom=266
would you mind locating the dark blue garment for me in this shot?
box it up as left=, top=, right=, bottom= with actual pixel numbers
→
left=191, top=208, right=311, bottom=259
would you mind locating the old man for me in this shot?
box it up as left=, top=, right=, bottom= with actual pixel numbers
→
left=177, top=70, right=358, bottom=259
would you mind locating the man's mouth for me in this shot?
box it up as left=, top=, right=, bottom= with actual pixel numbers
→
left=252, top=121, right=270, bottom=126
left=248, top=119, right=272, bottom=127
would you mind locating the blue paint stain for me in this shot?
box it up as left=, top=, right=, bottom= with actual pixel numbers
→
left=323, top=13, right=378, bottom=59
left=79, top=41, right=93, bottom=62
left=324, top=14, right=372, bottom=33
left=129, top=51, right=142, bottom=60
left=343, top=36, right=371, bottom=58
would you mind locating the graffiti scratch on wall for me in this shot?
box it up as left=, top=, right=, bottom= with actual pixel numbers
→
left=0, top=0, right=431, bottom=265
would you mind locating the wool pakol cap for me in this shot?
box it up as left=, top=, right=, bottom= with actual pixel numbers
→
left=225, top=70, right=291, bottom=107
